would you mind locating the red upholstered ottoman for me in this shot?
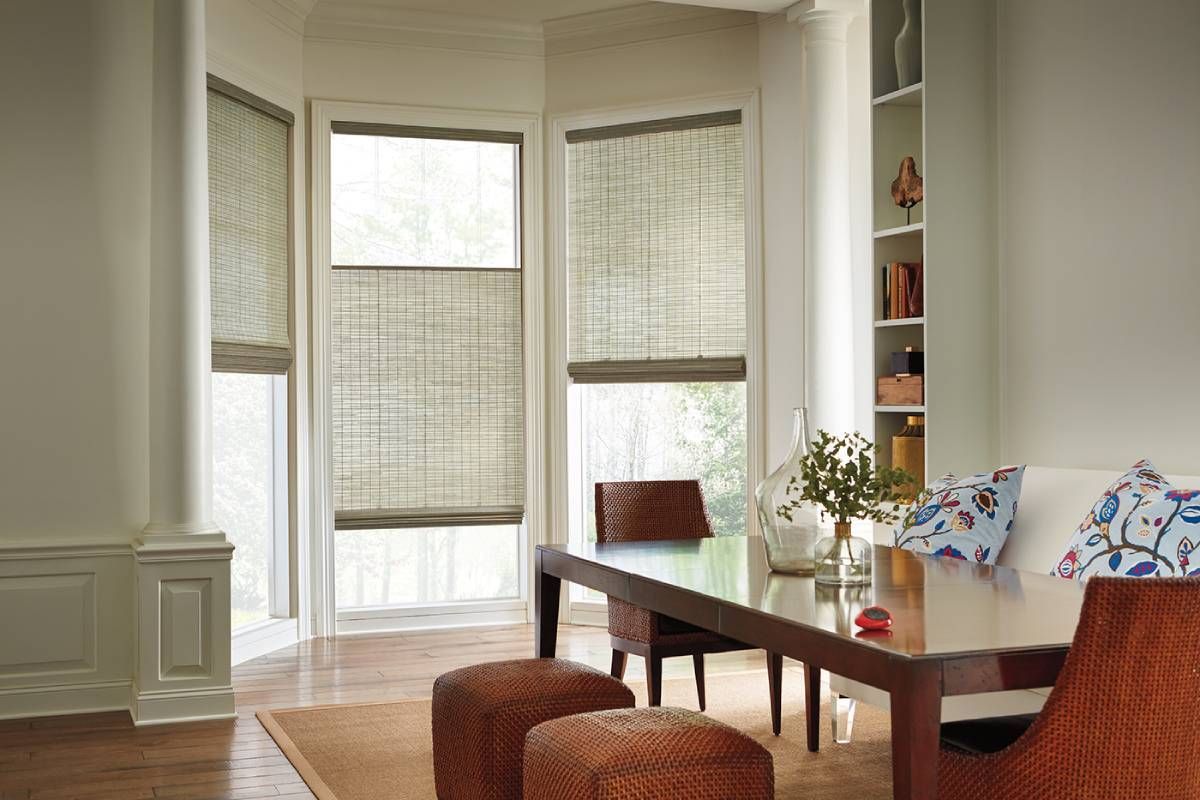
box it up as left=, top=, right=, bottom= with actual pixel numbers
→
left=431, top=658, right=635, bottom=800
left=523, top=706, right=775, bottom=800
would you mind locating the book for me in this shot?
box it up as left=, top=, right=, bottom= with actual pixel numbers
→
left=881, top=264, right=890, bottom=319
left=889, top=262, right=902, bottom=319
left=907, top=262, right=924, bottom=317
left=898, top=264, right=910, bottom=319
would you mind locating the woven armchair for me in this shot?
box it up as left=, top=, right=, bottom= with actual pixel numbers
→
left=939, top=577, right=1200, bottom=800
left=595, top=480, right=787, bottom=734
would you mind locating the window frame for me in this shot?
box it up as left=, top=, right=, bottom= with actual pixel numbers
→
left=206, top=60, right=309, bottom=665
left=310, top=101, right=546, bottom=637
left=549, top=93, right=765, bottom=625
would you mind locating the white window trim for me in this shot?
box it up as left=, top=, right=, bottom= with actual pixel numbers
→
left=548, top=91, right=766, bottom=626
left=310, top=100, right=546, bottom=637
left=207, top=53, right=311, bottom=656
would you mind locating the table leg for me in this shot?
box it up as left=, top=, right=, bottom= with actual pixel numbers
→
left=889, top=661, right=942, bottom=800
left=803, top=662, right=821, bottom=752
left=534, top=549, right=561, bottom=658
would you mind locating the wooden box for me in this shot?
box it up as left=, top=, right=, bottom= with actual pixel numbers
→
left=877, top=375, right=924, bottom=406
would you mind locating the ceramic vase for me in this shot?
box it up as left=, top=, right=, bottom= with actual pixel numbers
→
left=894, top=0, right=922, bottom=89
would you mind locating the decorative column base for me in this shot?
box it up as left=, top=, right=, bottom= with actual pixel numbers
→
left=131, top=533, right=235, bottom=726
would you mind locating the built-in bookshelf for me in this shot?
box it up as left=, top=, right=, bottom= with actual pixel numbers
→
left=868, top=0, right=999, bottom=480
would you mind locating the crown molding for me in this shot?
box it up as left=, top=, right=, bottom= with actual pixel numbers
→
left=305, top=3, right=546, bottom=58
left=299, top=2, right=757, bottom=60
left=247, top=0, right=318, bottom=37
left=543, top=4, right=759, bottom=57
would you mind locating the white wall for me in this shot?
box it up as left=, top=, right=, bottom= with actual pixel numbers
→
left=544, top=22, right=760, bottom=113
left=304, top=40, right=545, bottom=111
left=0, top=0, right=152, bottom=717
left=207, top=0, right=305, bottom=98
left=0, top=0, right=152, bottom=545
left=997, top=0, right=1200, bottom=476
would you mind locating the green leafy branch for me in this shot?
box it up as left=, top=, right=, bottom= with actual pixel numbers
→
left=781, top=430, right=914, bottom=525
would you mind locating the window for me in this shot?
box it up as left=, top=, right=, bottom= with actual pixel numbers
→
left=213, top=373, right=287, bottom=627
left=206, top=76, right=294, bottom=630
left=564, top=111, right=749, bottom=587
left=329, top=124, right=525, bottom=616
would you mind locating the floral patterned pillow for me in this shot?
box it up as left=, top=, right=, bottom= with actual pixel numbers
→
left=893, top=466, right=1025, bottom=565
left=1052, top=460, right=1200, bottom=580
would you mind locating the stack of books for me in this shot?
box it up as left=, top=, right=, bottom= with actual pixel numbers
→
left=881, top=262, right=924, bottom=320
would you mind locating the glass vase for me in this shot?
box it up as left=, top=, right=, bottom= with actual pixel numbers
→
left=755, top=408, right=821, bottom=574
left=814, top=522, right=874, bottom=586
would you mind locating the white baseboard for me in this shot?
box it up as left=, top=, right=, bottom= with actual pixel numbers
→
left=337, top=599, right=528, bottom=634
left=232, top=617, right=300, bottom=666
left=131, top=683, right=236, bottom=726
left=0, top=679, right=132, bottom=722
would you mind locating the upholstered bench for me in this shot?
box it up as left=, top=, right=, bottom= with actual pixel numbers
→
left=523, top=706, right=775, bottom=800
left=431, top=658, right=635, bottom=800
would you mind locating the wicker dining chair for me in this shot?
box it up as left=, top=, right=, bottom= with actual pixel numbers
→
left=595, top=480, right=787, bottom=735
left=937, top=577, right=1200, bottom=800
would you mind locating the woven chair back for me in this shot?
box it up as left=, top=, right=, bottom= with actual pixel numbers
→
left=594, top=480, right=713, bottom=543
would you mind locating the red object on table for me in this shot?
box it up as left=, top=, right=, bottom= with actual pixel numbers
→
left=855, top=606, right=893, bottom=631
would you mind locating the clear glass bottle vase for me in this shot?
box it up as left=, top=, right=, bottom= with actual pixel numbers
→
left=814, top=522, right=874, bottom=586
left=754, top=408, right=821, bottom=574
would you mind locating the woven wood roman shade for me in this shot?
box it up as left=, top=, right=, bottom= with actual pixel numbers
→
left=331, top=267, right=525, bottom=529
left=567, top=111, right=746, bottom=384
left=207, top=77, right=292, bottom=374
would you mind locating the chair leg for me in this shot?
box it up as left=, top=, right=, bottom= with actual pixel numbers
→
left=610, top=649, right=628, bottom=680
left=646, top=651, right=663, bottom=706
left=692, top=653, right=706, bottom=711
left=767, top=651, right=783, bottom=736
left=831, top=693, right=857, bottom=744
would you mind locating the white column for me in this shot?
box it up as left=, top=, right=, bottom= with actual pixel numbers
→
left=134, top=0, right=233, bottom=725
left=145, top=0, right=215, bottom=537
left=788, top=0, right=863, bottom=436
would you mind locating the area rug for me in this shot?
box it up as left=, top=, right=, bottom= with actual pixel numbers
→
left=258, top=670, right=893, bottom=799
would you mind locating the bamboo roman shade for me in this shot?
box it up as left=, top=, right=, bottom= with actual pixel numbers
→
left=207, top=77, right=293, bottom=374
left=327, top=120, right=526, bottom=529
left=331, top=267, right=525, bottom=529
left=567, top=111, right=746, bottom=383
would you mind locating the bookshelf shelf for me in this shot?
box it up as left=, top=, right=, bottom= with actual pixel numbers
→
left=874, top=222, right=924, bottom=239
left=875, top=317, right=925, bottom=328
left=876, top=405, right=926, bottom=413
left=872, top=82, right=924, bottom=108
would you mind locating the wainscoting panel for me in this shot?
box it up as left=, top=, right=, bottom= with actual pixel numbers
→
left=0, top=573, right=95, bottom=675
left=0, top=544, right=134, bottom=720
left=160, top=578, right=213, bottom=680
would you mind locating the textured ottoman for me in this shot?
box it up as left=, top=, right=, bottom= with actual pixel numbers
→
left=432, top=658, right=635, bottom=800
left=523, top=706, right=775, bottom=799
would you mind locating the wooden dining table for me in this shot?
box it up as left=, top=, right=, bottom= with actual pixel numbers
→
left=534, top=535, right=1086, bottom=800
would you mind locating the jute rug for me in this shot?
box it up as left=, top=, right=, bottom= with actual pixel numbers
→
left=258, top=670, right=893, bottom=799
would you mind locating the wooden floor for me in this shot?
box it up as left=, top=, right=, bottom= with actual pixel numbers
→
left=0, top=624, right=774, bottom=800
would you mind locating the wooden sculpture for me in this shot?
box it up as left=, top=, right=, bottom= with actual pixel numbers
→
left=891, top=156, right=924, bottom=224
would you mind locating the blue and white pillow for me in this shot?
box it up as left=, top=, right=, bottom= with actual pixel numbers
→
left=1052, top=459, right=1200, bottom=581
left=893, top=466, right=1025, bottom=565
